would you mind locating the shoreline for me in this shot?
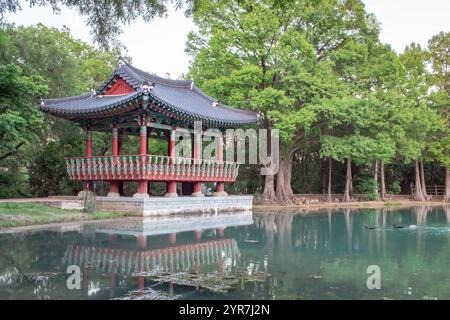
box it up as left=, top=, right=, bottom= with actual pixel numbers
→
left=0, top=202, right=129, bottom=229
left=0, top=216, right=126, bottom=234
left=0, top=199, right=448, bottom=231
left=253, top=200, right=449, bottom=212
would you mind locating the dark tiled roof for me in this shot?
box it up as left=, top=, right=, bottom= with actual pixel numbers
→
left=41, top=62, right=259, bottom=127
left=41, top=91, right=142, bottom=116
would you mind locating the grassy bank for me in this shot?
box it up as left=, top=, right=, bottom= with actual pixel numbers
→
left=0, top=202, right=128, bottom=228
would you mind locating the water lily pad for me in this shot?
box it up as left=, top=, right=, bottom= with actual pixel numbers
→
left=134, top=270, right=270, bottom=294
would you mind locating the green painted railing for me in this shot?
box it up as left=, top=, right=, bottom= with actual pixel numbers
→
left=65, top=154, right=239, bottom=182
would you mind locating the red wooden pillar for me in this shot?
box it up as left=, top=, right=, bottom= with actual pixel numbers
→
left=107, top=234, right=118, bottom=245
left=108, top=126, right=120, bottom=197
left=168, top=253, right=174, bottom=294
left=194, top=255, right=200, bottom=276
left=117, top=132, right=124, bottom=195
left=85, top=129, right=92, bottom=192
left=83, top=265, right=89, bottom=293
left=217, top=254, right=223, bottom=274
left=213, top=134, right=228, bottom=196
left=78, top=128, right=93, bottom=197
left=192, top=132, right=204, bottom=197
left=118, top=133, right=122, bottom=155
left=109, top=262, right=117, bottom=298
left=165, top=128, right=178, bottom=197
left=168, top=233, right=176, bottom=245
left=147, top=131, right=152, bottom=196
left=85, top=129, right=92, bottom=157
left=137, top=251, right=145, bottom=291
left=137, top=235, right=147, bottom=250
left=133, top=115, right=149, bottom=198
left=137, top=277, right=145, bottom=291
left=194, top=230, right=202, bottom=241
left=216, top=227, right=224, bottom=238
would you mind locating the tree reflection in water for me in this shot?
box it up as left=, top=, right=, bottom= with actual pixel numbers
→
left=0, top=207, right=449, bottom=299
left=251, top=206, right=450, bottom=299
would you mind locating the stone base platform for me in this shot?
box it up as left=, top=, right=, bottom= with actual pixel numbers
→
left=95, top=195, right=253, bottom=216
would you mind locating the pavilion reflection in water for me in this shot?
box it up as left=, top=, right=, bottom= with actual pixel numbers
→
left=1, top=207, right=449, bottom=299
left=62, top=211, right=253, bottom=295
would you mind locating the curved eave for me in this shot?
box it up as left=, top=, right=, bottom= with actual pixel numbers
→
left=40, top=91, right=143, bottom=119
left=147, top=92, right=259, bottom=128
left=41, top=92, right=260, bottom=128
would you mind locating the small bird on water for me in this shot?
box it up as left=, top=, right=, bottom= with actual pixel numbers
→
left=393, top=224, right=405, bottom=229
left=364, top=225, right=377, bottom=230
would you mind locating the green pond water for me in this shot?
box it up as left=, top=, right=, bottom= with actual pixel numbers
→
left=0, top=206, right=449, bottom=300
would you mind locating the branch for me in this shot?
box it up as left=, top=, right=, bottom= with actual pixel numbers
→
left=17, top=189, right=32, bottom=198
left=0, top=142, right=25, bottom=161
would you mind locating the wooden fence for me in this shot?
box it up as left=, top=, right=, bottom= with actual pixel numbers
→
left=411, top=185, right=445, bottom=196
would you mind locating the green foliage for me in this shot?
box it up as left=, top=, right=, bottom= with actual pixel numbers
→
left=0, top=24, right=123, bottom=198
left=0, top=64, right=47, bottom=154
left=0, top=2, right=448, bottom=200
left=28, top=142, right=77, bottom=197
left=3, top=24, right=123, bottom=96
left=0, top=0, right=195, bottom=48
left=320, top=134, right=379, bottom=165
left=427, top=32, right=450, bottom=169
left=186, top=0, right=448, bottom=198
left=0, top=62, right=48, bottom=197
left=389, top=181, right=401, bottom=195
left=395, top=42, right=447, bottom=166
left=187, top=0, right=380, bottom=155
left=354, top=176, right=379, bottom=201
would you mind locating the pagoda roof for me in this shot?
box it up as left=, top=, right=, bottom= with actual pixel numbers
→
left=40, top=62, right=259, bottom=128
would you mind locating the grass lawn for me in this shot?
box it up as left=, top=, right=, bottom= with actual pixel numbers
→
left=0, top=202, right=128, bottom=228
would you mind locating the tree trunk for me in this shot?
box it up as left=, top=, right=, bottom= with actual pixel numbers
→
left=321, top=159, right=327, bottom=194
left=285, top=154, right=294, bottom=196
left=420, top=159, right=428, bottom=198
left=327, top=157, right=332, bottom=202
left=276, top=158, right=294, bottom=204
left=302, top=154, right=310, bottom=193
left=342, top=158, right=353, bottom=203
left=444, top=167, right=450, bottom=202
left=261, top=125, right=276, bottom=203
left=349, top=160, right=353, bottom=196
left=373, top=159, right=379, bottom=198
left=413, top=160, right=426, bottom=201
left=276, top=147, right=296, bottom=204
left=380, top=160, right=387, bottom=200
left=262, top=173, right=276, bottom=203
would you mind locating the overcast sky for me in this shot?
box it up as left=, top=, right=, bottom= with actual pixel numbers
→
left=5, top=0, right=450, bottom=79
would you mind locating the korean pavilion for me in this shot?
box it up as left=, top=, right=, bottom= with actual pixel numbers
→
left=40, top=61, right=259, bottom=199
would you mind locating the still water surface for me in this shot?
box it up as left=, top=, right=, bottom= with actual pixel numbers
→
left=0, top=206, right=449, bottom=300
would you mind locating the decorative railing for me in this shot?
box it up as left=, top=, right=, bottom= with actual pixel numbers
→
left=65, top=155, right=239, bottom=182
left=63, top=239, right=238, bottom=274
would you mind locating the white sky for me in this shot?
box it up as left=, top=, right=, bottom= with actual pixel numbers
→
left=4, top=0, right=450, bottom=79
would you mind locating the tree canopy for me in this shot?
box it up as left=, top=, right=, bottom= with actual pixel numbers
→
left=0, top=24, right=123, bottom=197
left=0, top=0, right=195, bottom=48
left=187, top=0, right=449, bottom=203
left=0, top=0, right=448, bottom=202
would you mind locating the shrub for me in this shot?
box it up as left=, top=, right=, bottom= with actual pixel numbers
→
left=354, top=176, right=379, bottom=201
left=389, top=181, right=401, bottom=195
